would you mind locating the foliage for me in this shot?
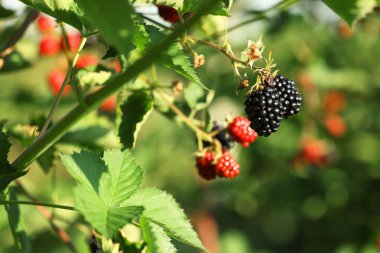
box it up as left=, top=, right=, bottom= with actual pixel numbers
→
left=0, top=0, right=379, bottom=252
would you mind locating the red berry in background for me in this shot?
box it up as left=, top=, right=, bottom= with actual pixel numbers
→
left=215, top=152, right=240, bottom=179
left=156, top=5, right=180, bottom=23
left=196, top=151, right=217, bottom=180
left=62, top=32, right=82, bottom=53
left=39, top=36, right=61, bottom=56
left=228, top=116, right=258, bottom=147
left=300, top=139, right=327, bottom=166
left=36, top=15, right=55, bottom=32
left=75, top=55, right=99, bottom=69
left=324, top=114, right=346, bottom=138
left=324, top=91, right=346, bottom=114
left=100, top=96, right=117, bottom=113
left=48, top=69, right=70, bottom=96
left=114, top=60, right=121, bottom=73
left=338, top=21, right=353, bottom=39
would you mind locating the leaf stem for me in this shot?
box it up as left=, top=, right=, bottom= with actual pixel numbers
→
left=11, top=0, right=218, bottom=171
left=0, top=199, right=76, bottom=211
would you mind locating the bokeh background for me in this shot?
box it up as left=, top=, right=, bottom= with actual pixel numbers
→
left=1, top=0, right=380, bottom=252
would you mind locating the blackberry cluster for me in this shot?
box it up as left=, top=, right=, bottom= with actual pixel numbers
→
left=245, top=85, right=284, bottom=137
left=244, top=75, right=301, bottom=137
left=274, top=75, right=302, bottom=118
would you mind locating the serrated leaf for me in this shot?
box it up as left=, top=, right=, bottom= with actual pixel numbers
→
left=140, top=217, right=177, bottom=253
left=5, top=187, right=32, bottom=253
left=0, top=122, right=26, bottom=193
left=184, top=82, right=214, bottom=110
left=122, top=188, right=206, bottom=251
left=75, top=0, right=136, bottom=55
left=162, top=44, right=207, bottom=90
left=61, top=149, right=144, bottom=237
left=322, top=0, right=378, bottom=25
left=118, top=92, right=153, bottom=149
left=18, top=0, right=87, bottom=31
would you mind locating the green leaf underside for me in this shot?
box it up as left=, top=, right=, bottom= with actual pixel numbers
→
left=322, top=0, right=378, bottom=25
left=18, top=0, right=86, bottom=31
left=118, top=91, right=153, bottom=149
left=140, top=217, right=177, bottom=253
left=61, top=149, right=144, bottom=237
left=5, top=187, right=32, bottom=253
left=122, top=188, right=206, bottom=251
left=75, top=0, right=136, bottom=55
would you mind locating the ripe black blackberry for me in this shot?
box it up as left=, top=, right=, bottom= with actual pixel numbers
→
left=212, top=122, right=234, bottom=149
left=244, top=84, right=284, bottom=137
left=273, top=75, right=302, bottom=118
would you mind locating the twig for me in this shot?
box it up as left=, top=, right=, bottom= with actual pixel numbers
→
left=37, top=36, right=88, bottom=138
left=155, top=90, right=212, bottom=142
left=15, top=181, right=78, bottom=253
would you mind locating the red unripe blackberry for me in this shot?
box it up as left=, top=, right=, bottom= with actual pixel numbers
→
left=114, top=60, right=121, bottom=73
left=156, top=5, right=180, bottom=23
left=324, top=114, right=346, bottom=138
left=36, top=15, right=55, bottom=32
left=100, top=96, right=117, bottom=112
left=75, top=55, right=99, bottom=69
left=273, top=75, right=302, bottom=118
left=62, top=32, right=82, bottom=53
left=196, top=151, right=216, bottom=180
left=228, top=116, right=258, bottom=147
left=245, top=84, right=284, bottom=137
left=300, top=139, right=326, bottom=166
left=215, top=152, right=240, bottom=179
left=48, top=69, right=70, bottom=96
left=39, top=36, right=61, bottom=56
left=324, top=91, right=346, bottom=113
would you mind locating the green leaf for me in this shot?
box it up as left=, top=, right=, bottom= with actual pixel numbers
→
left=18, top=0, right=86, bottom=31
left=133, top=0, right=183, bottom=9
left=123, top=188, right=206, bottom=251
left=162, top=44, right=207, bottom=90
left=0, top=50, right=31, bottom=74
left=0, top=4, right=14, bottom=18
left=4, top=187, right=32, bottom=253
left=75, top=0, right=136, bottom=55
left=184, top=82, right=214, bottom=110
left=322, top=0, right=378, bottom=25
left=76, top=70, right=112, bottom=88
left=118, top=91, right=153, bottom=149
left=140, top=217, right=177, bottom=253
left=61, top=149, right=144, bottom=237
left=182, top=0, right=232, bottom=16
left=0, top=122, right=27, bottom=194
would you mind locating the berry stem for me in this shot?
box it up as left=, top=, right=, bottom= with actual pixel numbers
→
left=11, top=0, right=218, bottom=171
left=0, top=199, right=75, bottom=211
left=37, top=36, right=88, bottom=139
left=155, top=90, right=213, bottom=142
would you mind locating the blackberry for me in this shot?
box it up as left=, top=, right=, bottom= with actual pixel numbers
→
left=244, top=84, right=284, bottom=137
left=273, top=75, right=302, bottom=118
left=203, top=122, right=234, bottom=149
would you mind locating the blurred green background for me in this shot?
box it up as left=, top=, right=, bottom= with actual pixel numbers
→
left=1, top=1, right=380, bottom=253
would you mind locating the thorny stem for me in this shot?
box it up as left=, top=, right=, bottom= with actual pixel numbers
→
left=15, top=181, right=78, bottom=253
left=155, top=90, right=213, bottom=143
left=37, top=36, right=88, bottom=138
